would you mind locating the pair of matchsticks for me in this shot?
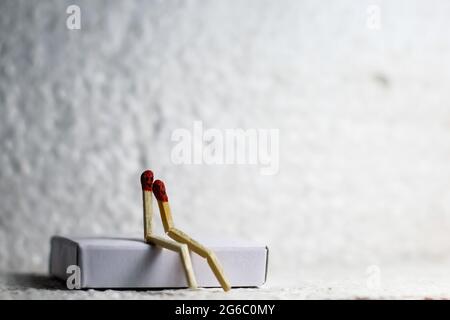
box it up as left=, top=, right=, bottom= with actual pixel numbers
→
left=140, top=170, right=231, bottom=292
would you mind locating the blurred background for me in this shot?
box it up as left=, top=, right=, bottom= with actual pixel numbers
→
left=2, top=0, right=450, bottom=288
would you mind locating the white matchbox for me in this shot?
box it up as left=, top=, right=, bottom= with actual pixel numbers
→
left=49, top=236, right=268, bottom=289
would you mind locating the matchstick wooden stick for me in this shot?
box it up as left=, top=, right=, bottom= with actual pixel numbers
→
left=169, top=228, right=231, bottom=291
left=152, top=180, right=174, bottom=232
left=141, top=170, right=197, bottom=289
left=140, top=170, right=154, bottom=238
left=146, top=234, right=198, bottom=289
left=159, top=201, right=175, bottom=231
left=153, top=179, right=231, bottom=292
left=167, top=228, right=210, bottom=258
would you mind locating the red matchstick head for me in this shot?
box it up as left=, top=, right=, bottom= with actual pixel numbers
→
left=140, top=170, right=154, bottom=191
left=153, top=180, right=169, bottom=202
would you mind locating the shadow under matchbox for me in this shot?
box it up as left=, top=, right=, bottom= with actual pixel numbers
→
left=49, top=236, right=268, bottom=289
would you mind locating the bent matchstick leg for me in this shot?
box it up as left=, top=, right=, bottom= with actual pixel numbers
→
left=153, top=180, right=231, bottom=292
left=168, top=228, right=231, bottom=291
left=146, top=235, right=198, bottom=289
left=141, top=170, right=197, bottom=289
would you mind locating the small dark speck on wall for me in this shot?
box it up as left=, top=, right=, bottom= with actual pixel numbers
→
left=372, top=72, right=390, bottom=89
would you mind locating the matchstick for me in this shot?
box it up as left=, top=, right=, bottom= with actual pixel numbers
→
left=153, top=179, right=231, bottom=292
left=152, top=180, right=174, bottom=232
left=169, top=228, right=231, bottom=291
left=167, top=228, right=211, bottom=258
left=146, top=234, right=198, bottom=289
left=140, top=170, right=154, bottom=238
left=141, top=170, right=197, bottom=289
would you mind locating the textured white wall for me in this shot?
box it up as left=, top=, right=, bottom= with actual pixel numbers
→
left=2, top=0, right=450, bottom=284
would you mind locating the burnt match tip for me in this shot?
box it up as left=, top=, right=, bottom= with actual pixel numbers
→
left=140, top=170, right=154, bottom=191
left=153, top=180, right=169, bottom=202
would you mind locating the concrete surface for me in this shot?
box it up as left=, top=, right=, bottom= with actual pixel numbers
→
left=3, top=262, right=450, bottom=299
